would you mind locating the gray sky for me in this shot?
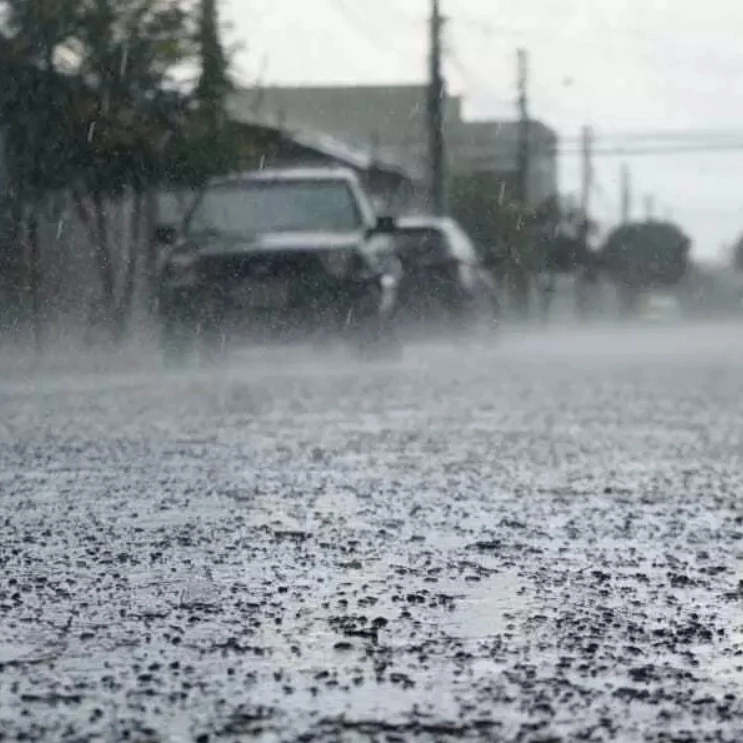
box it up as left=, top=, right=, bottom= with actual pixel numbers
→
left=223, top=0, right=743, bottom=261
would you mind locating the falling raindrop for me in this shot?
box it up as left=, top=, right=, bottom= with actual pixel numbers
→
left=87, top=121, right=96, bottom=143
left=119, top=45, right=129, bottom=78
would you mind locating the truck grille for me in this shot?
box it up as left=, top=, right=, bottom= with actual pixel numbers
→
left=199, top=252, right=325, bottom=282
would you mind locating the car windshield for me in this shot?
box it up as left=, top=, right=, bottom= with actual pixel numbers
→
left=187, top=179, right=363, bottom=235
left=396, top=227, right=451, bottom=264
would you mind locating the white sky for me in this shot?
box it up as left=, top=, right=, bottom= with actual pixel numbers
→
left=222, top=0, right=743, bottom=260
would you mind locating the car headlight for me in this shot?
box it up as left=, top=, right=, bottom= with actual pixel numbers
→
left=321, top=250, right=355, bottom=279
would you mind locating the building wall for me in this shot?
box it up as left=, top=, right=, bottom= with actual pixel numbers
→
left=228, top=85, right=559, bottom=209
left=228, top=85, right=463, bottom=184
left=452, top=120, right=558, bottom=206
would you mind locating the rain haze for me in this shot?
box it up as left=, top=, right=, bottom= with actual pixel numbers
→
left=225, top=0, right=743, bottom=259
left=2, top=1, right=743, bottom=741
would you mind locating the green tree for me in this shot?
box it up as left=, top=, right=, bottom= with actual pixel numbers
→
left=600, top=220, right=691, bottom=314
left=69, top=0, right=194, bottom=337
left=194, top=0, right=230, bottom=120
left=1, top=0, right=198, bottom=342
left=176, top=0, right=236, bottom=188
left=0, top=0, right=81, bottom=346
left=532, top=196, right=595, bottom=274
left=450, top=173, right=578, bottom=318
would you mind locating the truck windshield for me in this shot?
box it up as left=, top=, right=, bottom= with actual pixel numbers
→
left=187, top=180, right=363, bottom=235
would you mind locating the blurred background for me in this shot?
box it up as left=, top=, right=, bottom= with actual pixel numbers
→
left=2, top=0, right=743, bottom=354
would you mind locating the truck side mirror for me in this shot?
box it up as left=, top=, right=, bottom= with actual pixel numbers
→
left=375, top=215, right=397, bottom=234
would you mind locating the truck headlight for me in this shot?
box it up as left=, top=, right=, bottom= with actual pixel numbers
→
left=320, top=250, right=355, bottom=279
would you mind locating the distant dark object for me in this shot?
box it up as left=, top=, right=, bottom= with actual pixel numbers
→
left=373, top=215, right=397, bottom=235
left=544, top=234, right=592, bottom=274
left=532, top=195, right=597, bottom=275
left=732, top=234, right=743, bottom=272
left=156, top=167, right=403, bottom=364
left=392, top=216, right=500, bottom=335
left=153, top=224, right=178, bottom=245
left=600, top=220, right=691, bottom=290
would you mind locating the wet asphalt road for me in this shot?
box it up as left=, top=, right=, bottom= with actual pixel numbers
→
left=1, top=322, right=743, bottom=742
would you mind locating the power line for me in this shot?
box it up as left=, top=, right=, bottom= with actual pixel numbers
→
left=561, top=129, right=743, bottom=145
left=373, top=0, right=422, bottom=27
left=557, top=141, right=743, bottom=157
left=330, top=0, right=420, bottom=63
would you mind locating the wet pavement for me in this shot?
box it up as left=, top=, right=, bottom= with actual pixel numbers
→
left=1, top=322, right=743, bottom=742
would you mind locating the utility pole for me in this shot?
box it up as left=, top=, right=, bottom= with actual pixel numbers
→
left=620, top=162, right=631, bottom=223
left=516, top=48, right=529, bottom=207
left=580, top=125, right=593, bottom=219
left=576, top=125, right=594, bottom=321
left=644, top=193, right=655, bottom=221
left=427, top=0, right=447, bottom=215
left=578, top=124, right=594, bottom=255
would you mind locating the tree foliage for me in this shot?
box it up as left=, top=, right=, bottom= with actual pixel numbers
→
left=600, top=220, right=691, bottom=290
left=0, top=0, right=238, bottom=339
left=194, top=0, right=231, bottom=116
left=450, top=175, right=596, bottom=276
left=171, top=0, right=236, bottom=189
left=531, top=195, right=597, bottom=275
left=450, top=172, right=539, bottom=273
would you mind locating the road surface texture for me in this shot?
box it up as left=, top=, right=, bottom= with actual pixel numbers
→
left=1, top=322, right=743, bottom=742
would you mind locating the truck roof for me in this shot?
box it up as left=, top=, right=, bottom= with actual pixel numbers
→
left=396, top=215, right=459, bottom=232
left=211, top=166, right=361, bottom=186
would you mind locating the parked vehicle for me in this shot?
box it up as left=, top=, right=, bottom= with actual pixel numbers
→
left=392, top=216, right=500, bottom=335
left=637, top=291, right=682, bottom=324
left=154, top=167, right=403, bottom=363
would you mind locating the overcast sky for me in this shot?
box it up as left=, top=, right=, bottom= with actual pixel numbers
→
left=222, top=0, right=743, bottom=261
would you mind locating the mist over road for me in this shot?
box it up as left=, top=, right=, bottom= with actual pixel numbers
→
left=2, top=321, right=742, bottom=741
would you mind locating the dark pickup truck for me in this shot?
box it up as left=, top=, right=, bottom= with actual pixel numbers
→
left=154, top=167, right=403, bottom=363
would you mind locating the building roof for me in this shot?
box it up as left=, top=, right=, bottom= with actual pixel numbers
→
left=229, top=112, right=416, bottom=183
left=228, top=84, right=559, bottom=201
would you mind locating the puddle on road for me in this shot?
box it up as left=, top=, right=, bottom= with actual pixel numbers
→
left=436, top=569, right=528, bottom=640
left=0, top=644, right=41, bottom=664
left=699, top=618, right=743, bottom=693
left=253, top=564, right=533, bottom=673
